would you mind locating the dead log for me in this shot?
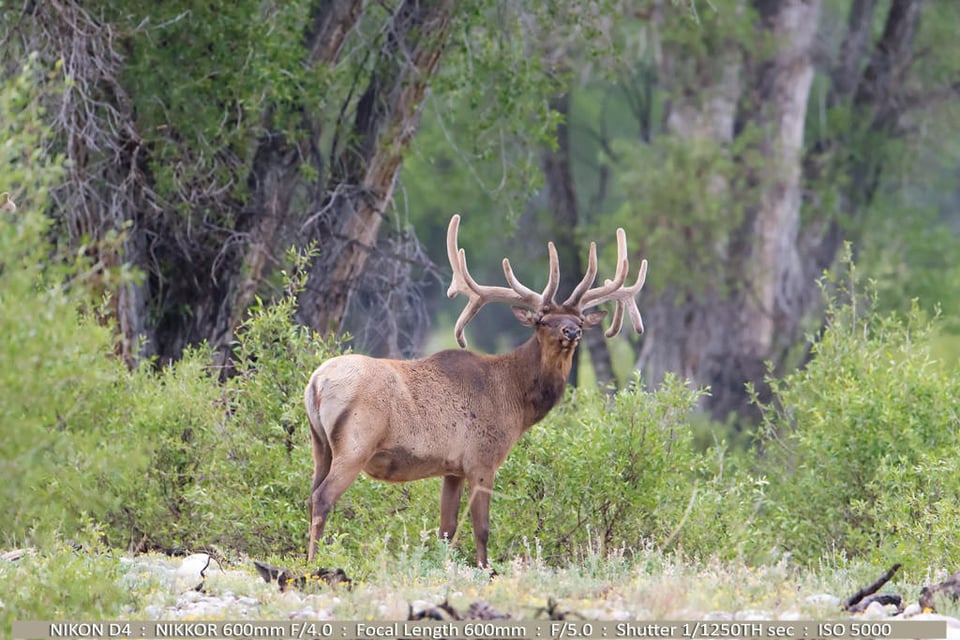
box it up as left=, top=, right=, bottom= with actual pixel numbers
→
left=407, top=599, right=510, bottom=621
left=845, top=563, right=902, bottom=611
left=847, top=593, right=902, bottom=614
left=253, top=560, right=351, bottom=592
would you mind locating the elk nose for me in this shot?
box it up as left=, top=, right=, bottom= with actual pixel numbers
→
left=562, top=325, right=581, bottom=341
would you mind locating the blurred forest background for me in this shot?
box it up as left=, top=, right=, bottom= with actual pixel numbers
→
left=3, top=0, right=960, bottom=569
left=4, top=0, right=960, bottom=420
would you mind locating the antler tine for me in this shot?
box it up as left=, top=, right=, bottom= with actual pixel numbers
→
left=606, top=299, right=626, bottom=338
left=453, top=293, right=485, bottom=347
left=446, top=215, right=545, bottom=347
left=579, top=228, right=630, bottom=307
left=503, top=241, right=559, bottom=306
left=601, top=259, right=648, bottom=337
left=562, top=241, right=597, bottom=307
left=502, top=257, right=539, bottom=300
left=446, top=215, right=474, bottom=300
left=541, top=241, right=560, bottom=305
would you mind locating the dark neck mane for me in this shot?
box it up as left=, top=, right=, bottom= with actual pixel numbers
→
left=510, top=336, right=573, bottom=427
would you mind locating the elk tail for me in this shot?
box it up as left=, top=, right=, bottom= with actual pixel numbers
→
left=305, top=375, right=332, bottom=488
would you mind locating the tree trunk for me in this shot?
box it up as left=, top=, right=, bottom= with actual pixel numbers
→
left=638, top=0, right=821, bottom=421
left=233, top=0, right=363, bottom=324
left=540, top=90, right=615, bottom=387
left=830, top=0, right=878, bottom=102
left=638, top=0, right=924, bottom=422
left=791, top=0, right=923, bottom=358
left=296, top=0, right=455, bottom=335
left=636, top=2, right=745, bottom=413
left=713, top=0, right=821, bottom=419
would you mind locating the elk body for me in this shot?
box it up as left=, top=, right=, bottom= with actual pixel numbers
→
left=305, top=215, right=647, bottom=567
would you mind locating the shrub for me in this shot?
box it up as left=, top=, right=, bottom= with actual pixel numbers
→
left=494, top=375, right=765, bottom=565
left=758, top=272, right=960, bottom=569
left=187, top=253, right=351, bottom=556
left=0, top=532, right=135, bottom=631
left=0, top=57, right=133, bottom=547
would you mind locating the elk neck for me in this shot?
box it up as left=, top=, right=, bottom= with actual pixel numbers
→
left=507, top=333, right=575, bottom=426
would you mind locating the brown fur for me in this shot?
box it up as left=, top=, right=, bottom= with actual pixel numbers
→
left=305, top=307, right=603, bottom=568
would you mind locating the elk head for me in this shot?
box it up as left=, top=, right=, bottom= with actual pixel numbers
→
left=446, top=213, right=647, bottom=351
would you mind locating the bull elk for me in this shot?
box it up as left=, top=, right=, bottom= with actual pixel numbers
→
left=304, top=215, right=647, bottom=567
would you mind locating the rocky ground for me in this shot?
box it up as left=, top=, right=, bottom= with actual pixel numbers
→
left=119, top=552, right=960, bottom=639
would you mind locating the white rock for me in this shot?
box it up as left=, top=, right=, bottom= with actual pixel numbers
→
left=172, top=553, right=210, bottom=593
left=900, top=603, right=922, bottom=618
left=143, top=604, right=165, bottom=619
left=179, top=590, right=204, bottom=603
left=805, top=593, right=841, bottom=608
left=861, top=601, right=889, bottom=619
left=289, top=609, right=316, bottom=620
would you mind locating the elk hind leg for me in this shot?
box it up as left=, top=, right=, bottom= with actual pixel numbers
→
left=439, top=475, right=465, bottom=543
left=307, top=423, right=332, bottom=558
left=305, top=381, right=333, bottom=561
left=308, top=459, right=364, bottom=563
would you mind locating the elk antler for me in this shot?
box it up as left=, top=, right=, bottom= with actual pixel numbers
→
left=563, top=227, right=647, bottom=338
left=446, top=214, right=559, bottom=348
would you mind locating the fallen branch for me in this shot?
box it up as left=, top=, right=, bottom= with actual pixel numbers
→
left=845, top=563, right=901, bottom=611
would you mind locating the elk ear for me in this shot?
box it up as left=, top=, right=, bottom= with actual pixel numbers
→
left=512, top=306, right=538, bottom=327
left=583, top=309, right=607, bottom=328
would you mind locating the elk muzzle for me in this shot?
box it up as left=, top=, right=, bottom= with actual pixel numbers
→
left=558, top=323, right=582, bottom=350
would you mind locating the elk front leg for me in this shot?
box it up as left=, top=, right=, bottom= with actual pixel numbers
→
left=468, top=473, right=494, bottom=569
left=439, top=475, right=465, bottom=543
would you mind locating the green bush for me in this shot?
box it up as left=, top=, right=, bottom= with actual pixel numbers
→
left=0, top=537, right=135, bottom=631
left=187, top=258, right=349, bottom=556
left=0, top=60, right=331, bottom=555
left=494, top=375, right=765, bottom=565
left=0, top=57, right=131, bottom=547
left=758, top=275, right=960, bottom=569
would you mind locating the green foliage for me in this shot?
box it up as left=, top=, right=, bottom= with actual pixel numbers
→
left=190, top=249, right=346, bottom=555
left=0, top=57, right=129, bottom=547
left=0, top=61, right=227, bottom=546
left=495, top=375, right=765, bottom=565
left=115, top=1, right=318, bottom=202
left=758, top=263, right=960, bottom=569
left=424, top=1, right=563, bottom=201
left=0, top=538, right=135, bottom=630
left=0, top=62, right=332, bottom=553
left=611, top=133, right=754, bottom=293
